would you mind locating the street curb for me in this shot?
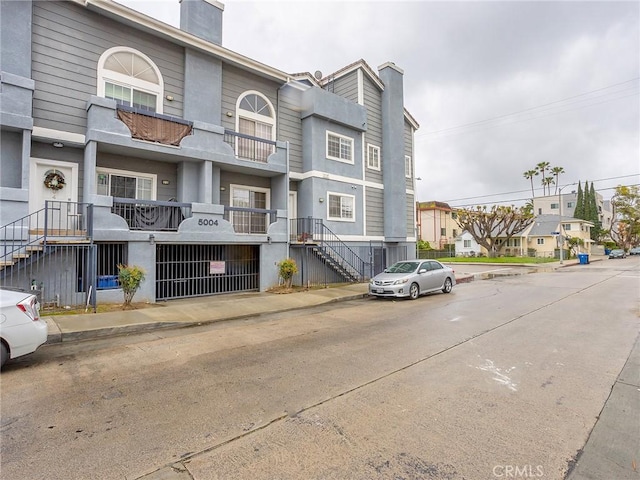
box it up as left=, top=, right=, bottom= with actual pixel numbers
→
left=44, top=292, right=371, bottom=344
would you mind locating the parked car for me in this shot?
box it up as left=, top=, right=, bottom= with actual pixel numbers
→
left=0, top=289, right=48, bottom=369
left=608, top=249, right=627, bottom=259
left=369, top=260, right=456, bottom=300
left=629, top=247, right=640, bottom=255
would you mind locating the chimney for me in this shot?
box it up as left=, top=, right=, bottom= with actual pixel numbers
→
left=180, top=0, right=224, bottom=45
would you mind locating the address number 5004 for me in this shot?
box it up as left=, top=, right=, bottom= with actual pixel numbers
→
left=198, top=219, right=219, bottom=226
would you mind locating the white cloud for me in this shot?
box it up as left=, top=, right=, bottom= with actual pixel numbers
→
left=118, top=0, right=640, bottom=205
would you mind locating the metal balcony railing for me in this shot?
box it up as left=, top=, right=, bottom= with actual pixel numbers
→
left=224, top=206, right=277, bottom=234
left=224, top=129, right=276, bottom=163
left=112, top=198, right=192, bottom=231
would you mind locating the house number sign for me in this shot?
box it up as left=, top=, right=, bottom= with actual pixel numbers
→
left=198, top=219, right=219, bottom=226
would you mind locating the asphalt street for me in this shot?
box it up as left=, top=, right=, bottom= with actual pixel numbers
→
left=0, top=257, right=638, bottom=480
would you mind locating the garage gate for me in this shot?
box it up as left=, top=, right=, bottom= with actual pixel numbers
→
left=156, top=244, right=260, bottom=300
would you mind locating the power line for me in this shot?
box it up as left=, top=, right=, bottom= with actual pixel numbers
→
left=449, top=183, right=640, bottom=209
left=419, top=77, right=640, bottom=137
left=438, top=174, right=640, bottom=204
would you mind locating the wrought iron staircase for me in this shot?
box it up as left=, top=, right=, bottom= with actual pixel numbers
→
left=1, top=202, right=93, bottom=303
left=290, top=218, right=366, bottom=283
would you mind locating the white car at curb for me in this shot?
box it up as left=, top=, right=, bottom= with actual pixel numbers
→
left=0, top=288, right=48, bottom=369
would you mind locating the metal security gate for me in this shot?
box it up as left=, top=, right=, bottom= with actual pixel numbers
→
left=156, top=244, right=259, bottom=300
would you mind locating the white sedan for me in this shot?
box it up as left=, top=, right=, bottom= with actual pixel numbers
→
left=369, top=260, right=456, bottom=300
left=0, top=288, right=48, bottom=369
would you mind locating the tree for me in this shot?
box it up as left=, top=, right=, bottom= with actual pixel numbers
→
left=277, top=258, right=298, bottom=288
left=117, top=264, right=146, bottom=308
left=523, top=169, right=539, bottom=198
left=587, top=182, right=602, bottom=241
left=536, top=161, right=550, bottom=195
left=542, top=176, right=555, bottom=196
left=573, top=181, right=584, bottom=219
left=610, top=185, right=640, bottom=249
left=550, top=166, right=565, bottom=195
left=455, top=205, right=534, bottom=258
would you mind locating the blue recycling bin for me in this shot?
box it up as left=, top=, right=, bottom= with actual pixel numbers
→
left=604, top=248, right=611, bottom=255
left=578, top=253, right=589, bottom=265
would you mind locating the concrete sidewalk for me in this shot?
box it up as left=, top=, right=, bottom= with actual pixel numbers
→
left=44, top=283, right=372, bottom=344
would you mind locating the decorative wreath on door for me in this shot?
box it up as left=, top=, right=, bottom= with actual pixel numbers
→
left=43, top=170, right=66, bottom=191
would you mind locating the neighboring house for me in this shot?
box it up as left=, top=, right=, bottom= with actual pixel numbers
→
left=454, top=231, right=481, bottom=257
left=416, top=201, right=459, bottom=249
left=533, top=192, right=612, bottom=231
left=0, top=0, right=419, bottom=305
left=522, top=215, right=593, bottom=258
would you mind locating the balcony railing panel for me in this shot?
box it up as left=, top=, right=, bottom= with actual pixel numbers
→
left=224, top=129, right=276, bottom=163
left=112, top=198, right=192, bottom=231
left=224, top=206, right=277, bottom=234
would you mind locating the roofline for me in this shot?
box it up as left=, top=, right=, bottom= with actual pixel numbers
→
left=320, top=59, right=385, bottom=91
left=404, top=108, right=420, bottom=130
left=74, top=0, right=292, bottom=83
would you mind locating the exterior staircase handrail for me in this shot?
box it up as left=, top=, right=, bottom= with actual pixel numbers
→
left=312, top=218, right=366, bottom=281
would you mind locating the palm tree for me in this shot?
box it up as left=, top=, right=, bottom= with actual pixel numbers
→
left=543, top=177, right=555, bottom=196
left=523, top=169, right=539, bottom=198
left=550, top=166, right=565, bottom=195
left=536, top=161, right=551, bottom=195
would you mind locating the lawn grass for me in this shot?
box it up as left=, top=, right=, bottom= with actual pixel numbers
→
left=436, top=256, right=559, bottom=264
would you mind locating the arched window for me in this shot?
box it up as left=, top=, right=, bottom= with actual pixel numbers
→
left=236, top=91, right=275, bottom=162
left=97, top=47, right=164, bottom=113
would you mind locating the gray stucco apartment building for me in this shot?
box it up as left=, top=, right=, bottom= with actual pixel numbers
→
left=0, top=0, right=419, bottom=305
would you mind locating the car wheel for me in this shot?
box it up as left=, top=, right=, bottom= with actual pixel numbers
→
left=1, top=342, right=8, bottom=369
left=442, top=277, right=453, bottom=294
left=409, top=283, right=419, bottom=300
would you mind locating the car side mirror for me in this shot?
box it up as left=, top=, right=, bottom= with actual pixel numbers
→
left=418, top=268, right=427, bottom=274
left=383, top=269, right=388, bottom=273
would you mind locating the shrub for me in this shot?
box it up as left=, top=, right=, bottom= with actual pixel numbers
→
left=117, top=264, right=146, bottom=307
left=277, top=258, right=298, bottom=288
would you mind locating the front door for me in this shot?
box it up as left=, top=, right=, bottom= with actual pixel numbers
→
left=29, top=158, right=79, bottom=231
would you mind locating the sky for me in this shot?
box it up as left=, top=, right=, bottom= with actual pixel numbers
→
left=118, top=0, right=639, bottom=207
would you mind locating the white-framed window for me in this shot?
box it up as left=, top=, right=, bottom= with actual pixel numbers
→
left=537, top=238, right=544, bottom=245
left=236, top=91, right=275, bottom=162
left=367, top=144, right=380, bottom=170
left=567, top=201, right=575, bottom=208
left=405, top=155, right=412, bottom=178
left=326, top=131, right=353, bottom=164
left=327, top=192, right=355, bottom=222
left=96, top=168, right=156, bottom=200
left=506, top=238, right=521, bottom=247
left=230, top=184, right=271, bottom=234
left=563, top=223, right=572, bottom=231
left=551, top=203, right=559, bottom=209
left=97, top=47, right=164, bottom=113
left=464, top=239, right=471, bottom=248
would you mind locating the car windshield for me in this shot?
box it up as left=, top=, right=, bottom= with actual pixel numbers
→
left=386, top=262, right=420, bottom=274
left=612, top=249, right=623, bottom=253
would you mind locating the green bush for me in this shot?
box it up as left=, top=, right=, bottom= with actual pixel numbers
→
left=277, top=258, right=298, bottom=288
left=117, top=264, right=146, bottom=307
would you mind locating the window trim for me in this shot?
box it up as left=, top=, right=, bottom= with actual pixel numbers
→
left=235, top=90, right=276, bottom=140
left=537, top=238, right=545, bottom=245
left=96, top=167, right=157, bottom=200
left=97, top=46, right=164, bottom=114
left=366, top=143, right=381, bottom=170
left=326, top=131, right=354, bottom=164
left=327, top=191, right=356, bottom=222
left=405, top=155, right=412, bottom=178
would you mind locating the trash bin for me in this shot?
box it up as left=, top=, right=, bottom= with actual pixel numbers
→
left=604, top=248, right=611, bottom=255
left=578, top=253, right=589, bottom=265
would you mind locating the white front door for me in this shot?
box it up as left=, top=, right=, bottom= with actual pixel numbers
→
left=29, top=158, right=79, bottom=230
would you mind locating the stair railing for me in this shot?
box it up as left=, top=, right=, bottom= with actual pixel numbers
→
left=311, top=218, right=366, bottom=282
